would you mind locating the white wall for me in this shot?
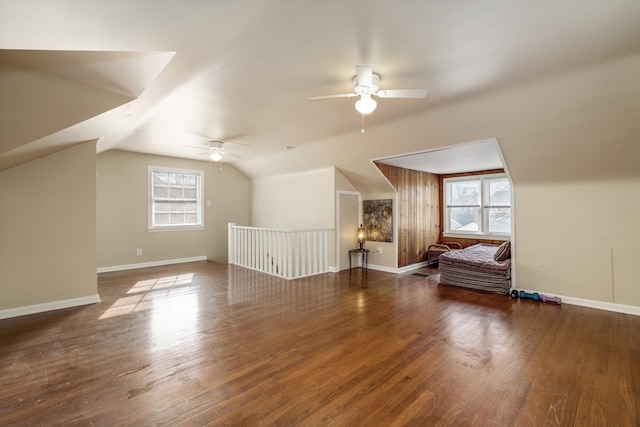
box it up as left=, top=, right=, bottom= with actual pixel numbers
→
left=251, top=166, right=401, bottom=271
left=335, top=168, right=358, bottom=193
left=515, top=178, right=640, bottom=307
left=0, top=142, right=97, bottom=312
left=360, top=190, right=398, bottom=270
left=97, top=150, right=251, bottom=268
left=251, top=167, right=335, bottom=230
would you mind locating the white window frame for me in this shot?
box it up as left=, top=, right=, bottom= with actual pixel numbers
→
left=148, top=166, right=204, bottom=232
left=443, top=173, right=511, bottom=240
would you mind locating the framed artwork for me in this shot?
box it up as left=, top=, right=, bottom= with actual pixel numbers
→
left=363, top=199, right=393, bottom=242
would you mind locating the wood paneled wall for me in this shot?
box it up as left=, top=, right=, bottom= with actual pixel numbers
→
left=373, top=165, right=507, bottom=268
left=375, top=162, right=440, bottom=268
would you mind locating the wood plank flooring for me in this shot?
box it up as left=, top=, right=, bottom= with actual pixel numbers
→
left=1, top=262, right=639, bottom=426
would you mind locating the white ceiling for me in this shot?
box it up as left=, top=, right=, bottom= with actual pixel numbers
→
left=1, top=1, right=640, bottom=187
left=375, top=139, right=504, bottom=175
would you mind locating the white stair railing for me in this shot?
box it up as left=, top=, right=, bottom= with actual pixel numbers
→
left=228, top=223, right=331, bottom=280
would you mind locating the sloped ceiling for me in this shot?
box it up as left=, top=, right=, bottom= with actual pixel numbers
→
left=1, top=0, right=639, bottom=191
left=0, top=50, right=174, bottom=168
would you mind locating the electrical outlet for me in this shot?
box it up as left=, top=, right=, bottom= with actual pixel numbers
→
left=377, top=247, right=383, bottom=253
left=136, top=248, right=142, bottom=256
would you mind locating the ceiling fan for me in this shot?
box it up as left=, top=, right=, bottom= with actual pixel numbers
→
left=308, top=65, right=428, bottom=115
left=186, top=140, right=237, bottom=162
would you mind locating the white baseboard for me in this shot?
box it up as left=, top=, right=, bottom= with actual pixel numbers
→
left=365, top=265, right=640, bottom=317
left=565, top=297, right=640, bottom=316
left=0, top=294, right=101, bottom=320
left=397, top=261, right=431, bottom=274
left=512, top=289, right=640, bottom=317
left=365, top=261, right=430, bottom=274
left=536, top=292, right=640, bottom=316
left=97, top=256, right=208, bottom=273
left=367, top=263, right=400, bottom=273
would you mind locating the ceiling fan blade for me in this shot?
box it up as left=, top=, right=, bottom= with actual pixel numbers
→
left=355, top=65, right=373, bottom=87
left=376, top=89, right=427, bottom=99
left=186, top=145, right=217, bottom=154
left=207, top=140, right=225, bottom=149
left=308, top=93, right=357, bottom=101
left=219, top=134, right=252, bottom=146
left=189, top=131, right=252, bottom=146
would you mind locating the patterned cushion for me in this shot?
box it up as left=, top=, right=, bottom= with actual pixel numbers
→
left=494, top=241, right=511, bottom=261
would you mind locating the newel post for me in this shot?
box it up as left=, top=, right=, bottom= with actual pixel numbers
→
left=228, top=223, right=236, bottom=265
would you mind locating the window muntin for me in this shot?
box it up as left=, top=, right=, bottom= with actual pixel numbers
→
left=484, top=177, right=511, bottom=234
left=444, top=174, right=511, bottom=238
left=149, top=167, right=204, bottom=230
left=446, top=180, right=481, bottom=232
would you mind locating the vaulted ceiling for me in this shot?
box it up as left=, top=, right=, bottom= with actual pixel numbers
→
left=1, top=1, right=639, bottom=192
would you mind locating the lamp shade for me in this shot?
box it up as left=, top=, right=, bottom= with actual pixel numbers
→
left=355, top=94, right=377, bottom=115
left=357, top=224, right=366, bottom=249
left=210, top=152, right=222, bottom=162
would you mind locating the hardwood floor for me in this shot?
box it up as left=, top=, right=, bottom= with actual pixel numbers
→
left=1, top=262, right=639, bottom=426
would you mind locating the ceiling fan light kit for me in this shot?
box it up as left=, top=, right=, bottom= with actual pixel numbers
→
left=355, top=93, right=377, bottom=115
left=309, top=65, right=427, bottom=121
left=353, top=71, right=380, bottom=115
left=186, top=140, right=235, bottom=162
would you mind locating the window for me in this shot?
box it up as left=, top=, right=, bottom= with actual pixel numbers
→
left=148, top=166, right=204, bottom=230
left=444, top=173, right=511, bottom=238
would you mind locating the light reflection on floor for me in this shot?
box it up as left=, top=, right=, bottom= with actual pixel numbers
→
left=357, top=292, right=366, bottom=313
left=149, top=290, right=199, bottom=352
left=99, top=273, right=196, bottom=320
left=99, top=273, right=201, bottom=352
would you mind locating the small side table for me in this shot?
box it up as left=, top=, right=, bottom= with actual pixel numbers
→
left=349, top=248, right=370, bottom=270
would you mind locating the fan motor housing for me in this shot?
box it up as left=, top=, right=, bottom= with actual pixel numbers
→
left=353, top=73, right=380, bottom=95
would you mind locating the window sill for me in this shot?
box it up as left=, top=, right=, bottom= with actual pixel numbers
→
left=148, top=226, right=205, bottom=233
left=443, top=232, right=510, bottom=241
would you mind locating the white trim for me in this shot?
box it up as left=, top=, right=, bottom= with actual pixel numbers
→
left=397, top=261, right=431, bottom=274
left=97, top=256, right=207, bottom=273
left=354, top=261, right=430, bottom=275
left=514, top=289, right=640, bottom=317
left=564, top=298, right=640, bottom=317
left=563, top=296, right=640, bottom=316
left=352, top=264, right=639, bottom=317
left=366, top=263, right=400, bottom=274
left=443, top=232, right=510, bottom=241
left=0, top=294, right=101, bottom=320
left=443, top=173, right=511, bottom=239
left=147, top=225, right=205, bottom=232
left=496, top=138, right=517, bottom=289
left=148, top=165, right=204, bottom=231
left=335, top=190, right=362, bottom=272
left=238, top=264, right=334, bottom=281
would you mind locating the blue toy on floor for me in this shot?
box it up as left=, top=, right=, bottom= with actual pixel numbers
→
left=510, top=289, right=561, bottom=304
left=519, top=290, right=540, bottom=301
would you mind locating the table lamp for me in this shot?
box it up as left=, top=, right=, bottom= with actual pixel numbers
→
left=357, top=224, right=366, bottom=250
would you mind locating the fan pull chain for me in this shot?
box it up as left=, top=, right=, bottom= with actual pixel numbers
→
left=361, top=114, right=365, bottom=133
